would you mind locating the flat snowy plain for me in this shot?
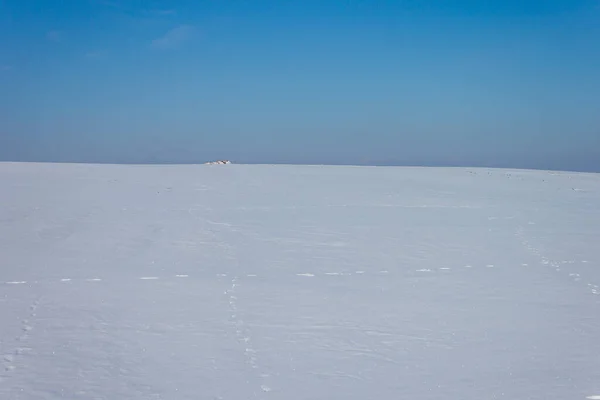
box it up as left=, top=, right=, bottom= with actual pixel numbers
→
left=1, top=162, right=599, bottom=400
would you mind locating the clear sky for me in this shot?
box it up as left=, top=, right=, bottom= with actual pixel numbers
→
left=1, top=0, right=599, bottom=171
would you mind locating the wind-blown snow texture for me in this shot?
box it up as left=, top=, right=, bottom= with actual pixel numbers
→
left=1, top=163, right=599, bottom=400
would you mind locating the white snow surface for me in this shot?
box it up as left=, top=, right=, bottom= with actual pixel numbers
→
left=1, top=162, right=599, bottom=399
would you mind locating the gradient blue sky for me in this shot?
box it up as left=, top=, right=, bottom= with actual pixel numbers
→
left=1, top=0, right=599, bottom=171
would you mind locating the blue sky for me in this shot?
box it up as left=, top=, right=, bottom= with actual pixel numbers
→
left=1, top=0, right=599, bottom=171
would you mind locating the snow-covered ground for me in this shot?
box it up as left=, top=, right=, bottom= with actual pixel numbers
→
left=1, top=162, right=599, bottom=400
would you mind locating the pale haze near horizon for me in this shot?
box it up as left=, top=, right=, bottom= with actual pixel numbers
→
left=1, top=0, right=599, bottom=172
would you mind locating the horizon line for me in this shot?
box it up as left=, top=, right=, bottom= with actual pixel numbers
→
left=0, top=160, right=597, bottom=175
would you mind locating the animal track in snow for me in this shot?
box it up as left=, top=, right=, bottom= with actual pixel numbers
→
left=225, top=276, right=272, bottom=396
left=517, top=225, right=598, bottom=296
left=2, top=297, right=40, bottom=376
